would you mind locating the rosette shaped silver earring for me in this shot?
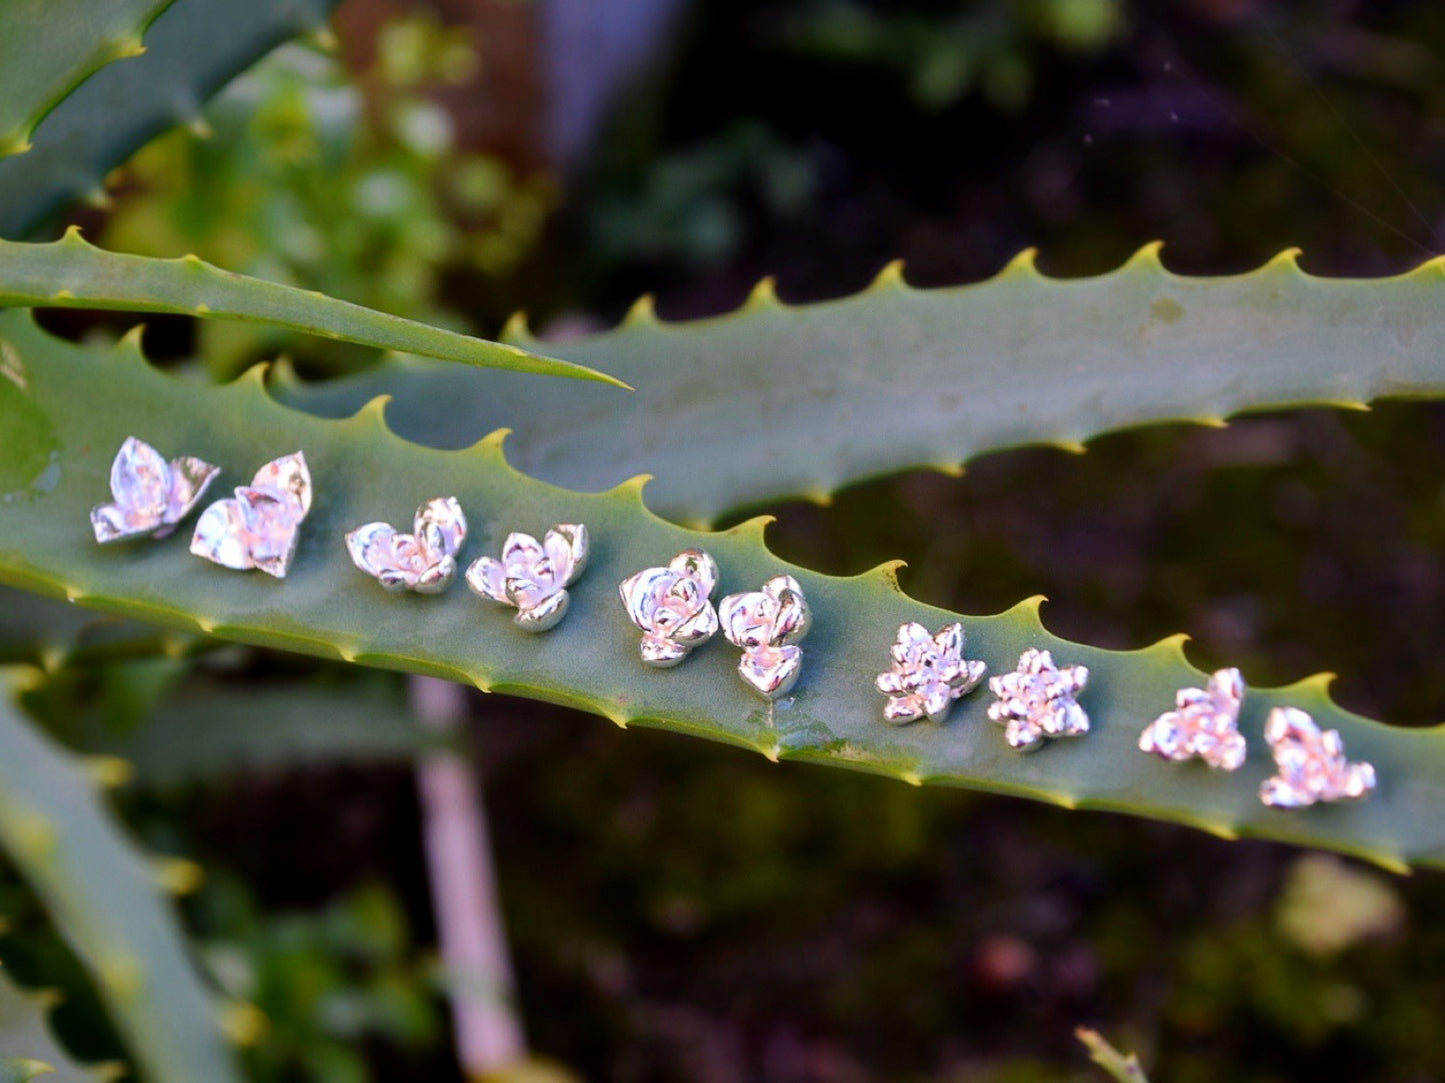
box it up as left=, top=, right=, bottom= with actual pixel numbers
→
left=987, top=648, right=1089, bottom=751
left=618, top=548, right=720, bottom=667
left=466, top=523, right=588, bottom=631
left=876, top=621, right=986, bottom=724
left=1259, top=706, right=1375, bottom=808
left=1139, top=667, right=1246, bottom=770
left=91, top=436, right=219, bottom=543
left=718, top=574, right=811, bottom=699
left=190, top=451, right=311, bottom=578
left=346, top=497, right=468, bottom=594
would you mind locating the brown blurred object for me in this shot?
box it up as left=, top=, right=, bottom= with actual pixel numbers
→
left=336, top=0, right=549, bottom=171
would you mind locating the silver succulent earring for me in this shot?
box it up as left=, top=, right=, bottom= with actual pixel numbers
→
left=91, top=436, right=219, bottom=543
left=466, top=523, right=588, bottom=631
left=618, top=548, right=720, bottom=667
left=876, top=621, right=986, bottom=724
left=1260, top=706, right=1376, bottom=808
left=718, top=574, right=811, bottom=699
left=346, top=497, right=467, bottom=594
left=190, top=451, right=311, bottom=578
left=1139, top=667, right=1247, bottom=770
left=987, top=648, right=1089, bottom=751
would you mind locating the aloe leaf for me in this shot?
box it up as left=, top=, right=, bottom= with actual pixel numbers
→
left=76, top=682, right=451, bottom=786
left=0, top=0, right=339, bottom=239
left=0, top=1, right=178, bottom=160
left=0, top=232, right=625, bottom=385
left=0, top=962, right=112, bottom=1082
left=0, top=1062, right=53, bottom=1083
left=279, top=249, right=1445, bottom=524
left=1077, top=1028, right=1149, bottom=1083
left=0, top=668, right=240, bottom=1083
left=0, top=311, right=1440, bottom=871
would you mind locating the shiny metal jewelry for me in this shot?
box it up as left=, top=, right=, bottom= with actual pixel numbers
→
left=1139, top=667, right=1247, bottom=770
left=1260, top=706, right=1376, bottom=808
left=346, top=497, right=467, bottom=594
left=618, top=548, right=720, bottom=667
left=718, top=574, right=811, bottom=699
left=190, top=451, right=312, bottom=579
left=91, top=436, right=219, bottom=543
left=466, top=523, right=588, bottom=631
left=876, top=622, right=986, bottom=724
left=987, top=648, right=1089, bottom=751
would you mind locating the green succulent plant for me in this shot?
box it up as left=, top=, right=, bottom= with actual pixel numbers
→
left=0, top=1, right=1441, bottom=1079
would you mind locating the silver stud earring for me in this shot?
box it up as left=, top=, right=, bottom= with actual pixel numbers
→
left=346, top=497, right=467, bottom=594
left=987, top=648, right=1089, bottom=751
left=619, top=548, right=720, bottom=667
left=190, top=451, right=311, bottom=578
left=466, top=523, right=588, bottom=632
left=1139, top=667, right=1246, bottom=770
left=91, top=436, right=219, bottom=543
left=877, top=622, right=986, bottom=724
left=718, top=575, right=811, bottom=699
left=1260, top=706, right=1376, bottom=808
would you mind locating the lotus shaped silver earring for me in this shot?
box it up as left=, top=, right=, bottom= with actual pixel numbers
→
left=466, top=523, right=588, bottom=631
left=346, top=497, right=468, bottom=594
left=91, top=436, right=220, bottom=543
left=619, top=548, right=720, bottom=667
left=987, top=648, right=1089, bottom=751
left=1139, top=667, right=1247, bottom=771
left=1260, top=706, right=1376, bottom=808
left=877, top=621, right=986, bottom=724
left=190, top=451, right=312, bottom=579
left=718, top=574, right=811, bottom=699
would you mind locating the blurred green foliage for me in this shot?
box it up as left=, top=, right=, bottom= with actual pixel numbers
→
left=102, top=16, right=551, bottom=378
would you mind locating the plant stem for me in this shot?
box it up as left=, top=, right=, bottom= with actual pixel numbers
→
left=411, top=676, right=526, bottom=1077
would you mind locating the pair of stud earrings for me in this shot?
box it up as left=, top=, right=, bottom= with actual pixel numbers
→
left=875, top=630, right=1089, bottom=751
left=1140, top=667, right=1376, bottom=808
left=344, top=496, right=588, bottom=632
left=91, top=437, right=312, bottom=578
left=619, top=548, right=811, bottom=700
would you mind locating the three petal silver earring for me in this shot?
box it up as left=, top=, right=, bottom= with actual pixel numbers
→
left=346, top=497, right=468, bottom=594
left=1259, top=707, right=1375, bottom=808
left=876, top=622, right=986, bottom=724
left=987, top=649, right=1089, bottom=751
left=466, top=523, right=588, bottom=631
left=718, top=575, right=811, bottom=699
left=190, top=451, right=311, bottom=578
left=618, top=548, right=720, bottom=666
left=1139, top=667, right=1247, bottom=771
left=91, top=436, right=219, bottom=543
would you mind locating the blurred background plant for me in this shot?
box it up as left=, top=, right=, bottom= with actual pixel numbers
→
left=10, top=0, right=1445, bottom=1080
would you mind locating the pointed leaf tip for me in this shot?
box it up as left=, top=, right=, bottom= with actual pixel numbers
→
left=1000, top=247, right=1040, bottom=278
left=1264, top=247, right=1305, bottom=272
left=744, top=276, right=780, bottom=311
left=611, top=474, right=655, bottom=504
left=623, top=294, right=657, bottom=326
left=870, top=259, right=908, bottom=291
left=500, top=310, right=532, bottom=343
left=1123, top=240, right=1167, bottom=272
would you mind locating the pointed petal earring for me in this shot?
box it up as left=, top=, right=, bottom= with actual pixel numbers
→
left=91, top=436, right=219, bottom=543
left=190, top=451, right=311, bottom=578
